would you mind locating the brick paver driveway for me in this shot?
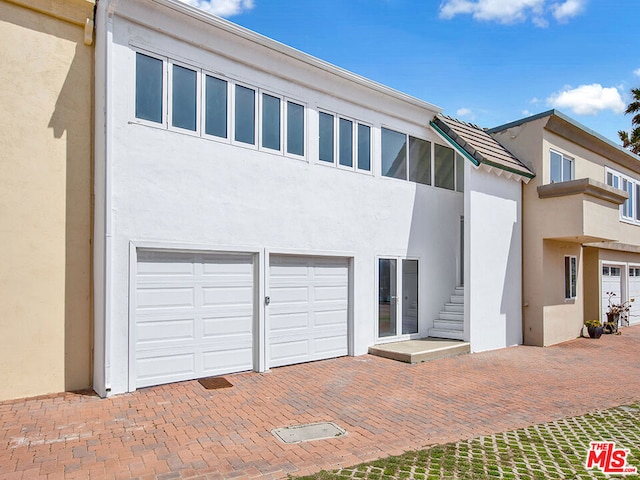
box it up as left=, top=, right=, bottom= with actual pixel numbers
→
left=2, top=326, right=640, bottom=479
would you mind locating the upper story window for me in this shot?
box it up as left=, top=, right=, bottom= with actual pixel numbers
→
left=135, top=52, right=164, bottom=124
left=171, top=63, right=198, bottom=132
left=319, top=111, right=370, bottom=172
left=382, top=129, right=462, bottom=191
left=550, top=149, right=573, bottom=183
left=133, top=49, right=305, bottom=159
left=606, top=168, right=640, bottom=224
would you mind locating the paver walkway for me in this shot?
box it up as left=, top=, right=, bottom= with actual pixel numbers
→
left=2, top=326, right=640, bottom=479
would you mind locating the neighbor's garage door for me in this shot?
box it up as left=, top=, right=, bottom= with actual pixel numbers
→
left=629, top=266, right=640, bottom=325
left=601, top=264, right=622, bottom=323
left=268, top=256, right=348, bottom=368
left=135, top=251, right=254, bottom=388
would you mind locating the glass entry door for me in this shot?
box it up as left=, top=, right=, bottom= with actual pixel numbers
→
left=378, top=258, right=418, bottom=338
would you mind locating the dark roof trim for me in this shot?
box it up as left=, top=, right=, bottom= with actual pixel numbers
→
left=429, top=120, right=480, bottom=167
left=431, top=118, right=535, bottom=179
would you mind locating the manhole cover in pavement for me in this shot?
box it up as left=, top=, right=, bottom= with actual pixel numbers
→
left=272, top=422, right=347, bottom=444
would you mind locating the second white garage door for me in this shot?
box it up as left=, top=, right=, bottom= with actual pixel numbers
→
left=268, top=255, right=349, bottom=368
left=629, top=266, right=640, bottom=325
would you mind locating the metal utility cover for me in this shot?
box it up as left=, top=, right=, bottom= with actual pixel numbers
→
left=272, top=422, right=346, bottom=444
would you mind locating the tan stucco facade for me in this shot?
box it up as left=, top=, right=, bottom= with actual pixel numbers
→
left=491, top=112, right=640, bottom=346
left=0, top=0, right=94, bottom=400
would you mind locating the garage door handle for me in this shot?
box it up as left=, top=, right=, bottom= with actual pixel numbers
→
left=265, top=296, right=271, bottom=306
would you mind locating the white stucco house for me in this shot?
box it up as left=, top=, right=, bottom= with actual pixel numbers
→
left=93, top=0, right=534, bottom=396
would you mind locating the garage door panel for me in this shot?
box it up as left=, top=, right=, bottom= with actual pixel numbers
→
left=202, top=286, right=253, bottom=306
left=314, top=336, right=348, bottom=355
left=135, top=251, right=254, bottom=388
left=270, top=340, right=310, bottom=366
left=202, top=316, right=252, bottom=337
left=136, top=318, right=195, bottom=345
left=137, top=287, right=195, bottom=310
left=136, top=352, right=196, bottom=386
left=269, top=312, right=309, bottom=331
left=314, top=285, right=347, bottom=302
left=629, top=267, right=640, bottom=325
left=203, top=348, right=252, bottom=374
left=314, top=310, right=348, bottom=326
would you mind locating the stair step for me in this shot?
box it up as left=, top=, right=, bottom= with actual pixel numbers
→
left=439, top=311, right=463, bottom=321
left=443, top=303, right=464, bottom=313
left=434, top=318, right=464, bottom=331
left=450, top=295, right=464, bottom=304
left=428, top=328, right=466, bottom=341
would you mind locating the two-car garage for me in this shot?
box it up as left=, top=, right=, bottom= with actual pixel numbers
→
left=134, top=250, right=349, bottom=389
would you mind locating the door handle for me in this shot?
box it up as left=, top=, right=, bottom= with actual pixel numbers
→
left=265, top=296, right=271, bottom=306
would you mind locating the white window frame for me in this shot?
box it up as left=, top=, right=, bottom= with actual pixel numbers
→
left=606, top=167, right=640, bottom=225
left=284, top=99, right=306, bottom=160
left=549, top=149, right=574, bottom=184
left=564, top=255, right=577, bottom=300
left=259, top=90, right=284, bottom=154
left=231, top=81, right=258, bottom=150
left=355, top=122, right=372, bottom=173
left=201, top=70, right=231, bottom=144
left=167, top=59, right=201, bottom=136
left=318, top=110, right=371, bottom=174
left=132, top=49, right=167, bottom=128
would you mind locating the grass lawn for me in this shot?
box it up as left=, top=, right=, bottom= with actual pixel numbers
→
left=293, top=404, right=640, bottom=479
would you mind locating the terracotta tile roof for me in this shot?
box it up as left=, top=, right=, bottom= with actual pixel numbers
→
left=431, top=115, right=535, bottom=180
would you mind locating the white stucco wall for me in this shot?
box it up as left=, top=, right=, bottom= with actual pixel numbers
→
left=95, top=0, right=466, bottom=395
left=466, top=165, right=523, bottom=352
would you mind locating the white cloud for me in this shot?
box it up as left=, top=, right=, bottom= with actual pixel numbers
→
left=530, top=97, right=540, bottom=104
left=439, top=0, right=586, bottom=26
left=634, top=68, right=640, bottom=78
left=522, top=109, right=532, bottom=116
left=457, top=107, right=474, bottom=118
left=551, top=0, right=586, bottom=22
left=178, top=0, right=254, bottom=17
left=546, top=84, right=625, bottom=115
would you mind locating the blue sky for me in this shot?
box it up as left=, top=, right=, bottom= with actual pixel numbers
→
left=183, top=0, right=639, bottom=144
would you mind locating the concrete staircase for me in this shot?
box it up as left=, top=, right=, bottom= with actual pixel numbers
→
left=428, top=286, right=465, bottom=340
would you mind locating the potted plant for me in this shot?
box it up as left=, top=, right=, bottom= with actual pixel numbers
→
left=605, top=292, right=635, bottom=333
left=584, top=319, right=604, bottom=339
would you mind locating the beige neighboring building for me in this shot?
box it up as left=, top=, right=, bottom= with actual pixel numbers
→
left=490, top=110, right=640, bottom=346
left=0, top=0, right=94, bottom=400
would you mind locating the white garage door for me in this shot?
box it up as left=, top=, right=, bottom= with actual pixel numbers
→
left=268, top=256, right=349, bottom=368
left=135, top=251, right=254, bottom=389
left=629, top=266, right=640, bottom=325
left=601, top=264, right=622, bottom=323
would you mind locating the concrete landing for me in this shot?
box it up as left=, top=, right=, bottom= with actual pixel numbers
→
left=368, top=337, right=470, bottom=364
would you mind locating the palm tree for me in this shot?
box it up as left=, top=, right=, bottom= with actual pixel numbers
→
left=618, top=87, right=640, bottom=155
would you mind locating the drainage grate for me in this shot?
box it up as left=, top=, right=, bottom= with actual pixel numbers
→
left=272, top=422, right=346, bottom=444
left=198, top=376, right=233, bottom=390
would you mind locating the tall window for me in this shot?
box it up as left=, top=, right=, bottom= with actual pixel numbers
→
left=565, top=256, right=577, bottom=299
left=235, top=85, right=256, bottom=145
left=261, top=93, right=281, bottom=150
left=357, top=124, right=371, bottom=171
left=409, top=137, right=431, bottom=185
left=319, top=112, right=334, bottom=163
left=205, top=75, right=227, bottom=138
left=550, top=150, right=573, bottom=183
left=339, top=118, right=353, bottom=167
left=381, top=128, right=407, bottom=180
left=286, top=101, right=304, bottom=156
left=171, top=64, right=197, bottom=131
left=135, top=52, right=163, bottom=123
left=434, top=144, right=455, bottom=190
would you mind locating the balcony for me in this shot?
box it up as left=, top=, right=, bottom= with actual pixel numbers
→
left=535, top=178, right=628, bottom=243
